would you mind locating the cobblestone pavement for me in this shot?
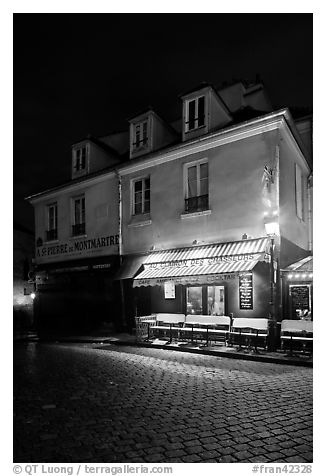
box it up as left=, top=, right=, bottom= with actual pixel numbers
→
left=13, top=342, right=313, bottom=463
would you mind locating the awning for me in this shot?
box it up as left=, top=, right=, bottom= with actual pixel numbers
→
left=142, top=237, right=269, bottom=264
left=114, top=255, right=145, bottom=280
left=133, top=237, right=269, bottom=287
left=133, top=259, right=261, bottom=287
left=282, top=256, right=313, bottom=272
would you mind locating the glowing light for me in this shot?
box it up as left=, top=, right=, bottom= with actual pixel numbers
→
left=309, top=273, right=313, bottom=278
left=295, top=274, right=300, bottom=279
left=272, top=210, right=278, bottom=216
left=288, top=274, right=293, bottom=279
left=302, top=274, right=306, bottom=279
left=30, top=293, right=36, bottom=300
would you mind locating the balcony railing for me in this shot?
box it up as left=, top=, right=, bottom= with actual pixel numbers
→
left=185, top=194, right=209, bottom=213
left=72, top=223, right=86, bottom=236
left=46, top=229, right=58, bottom=241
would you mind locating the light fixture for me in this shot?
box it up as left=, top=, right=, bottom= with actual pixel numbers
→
left=264, top=211, right=280, bottom=237
left=295, top=274, right=300, bottom=279
left=30, top=292, right=36, bottom=300
left=288, top=274, right=293, bottom=279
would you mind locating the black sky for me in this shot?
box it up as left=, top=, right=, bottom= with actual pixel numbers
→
left=14, top=13, right=313, bottom=230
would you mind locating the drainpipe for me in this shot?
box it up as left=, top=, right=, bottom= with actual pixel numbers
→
left=117, top=171, right=127, bottom=329
left=307, top=173, right=313, bottom=252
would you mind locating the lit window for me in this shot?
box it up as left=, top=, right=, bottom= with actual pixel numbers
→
left=295, top=164, right=305, bottom=220
left=74, top=146, right=87, bottom=172
left=132, top=177, right=150, bottom=215
left=72, top=196, right=86, bottom=236
left=187, top=285, right=225, bottom=315
left=185, top=160, right=208, bottom=212
left=185, top=96, right=205, bottom=132
left=133, top=121, right=148, bottom=149
left=46, top=203, right=57, bottom=241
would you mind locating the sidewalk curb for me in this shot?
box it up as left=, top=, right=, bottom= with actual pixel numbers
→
left=14, top=335, right=313, bottom=367
left=111, top=340, right=313, bottom=367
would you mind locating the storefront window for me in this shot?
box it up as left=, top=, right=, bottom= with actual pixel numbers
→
left=186, top=285, right=225, bottom=315
left=208, top=286, right=225, bottom=315
left=187, top=287, right=203, bottom=314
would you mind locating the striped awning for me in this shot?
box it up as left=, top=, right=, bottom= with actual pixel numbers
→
left=133, top=237, right=268, bottom=287
left=142, top=237, right=269, bottom=264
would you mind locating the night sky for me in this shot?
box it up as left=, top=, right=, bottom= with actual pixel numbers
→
left=14, top=13, right=313, bottom=231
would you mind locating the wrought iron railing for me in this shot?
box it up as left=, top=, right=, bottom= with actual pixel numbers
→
left=46, top=229, right=58, bottom=241
left=185, top=194, right=209, bottom=213
left=72, top=223, right=86, bottom=236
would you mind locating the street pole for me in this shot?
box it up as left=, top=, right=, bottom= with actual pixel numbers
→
left=269, top=236, right=276, bottom=350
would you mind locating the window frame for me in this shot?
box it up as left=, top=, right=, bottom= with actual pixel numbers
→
left=46, top=202, right=58, bottom=241
left=73, top=145, right=88, bottom=173
left=185, top=95, right=206, bottom=132
left=72, top=195, right=86, bottom=236
left=133, top=121, right=148, bottom=150
left=186, top=285, right=226, bottom=316
left=184, top=158, right=209, bottom=213
left=295, top=164, right=305, bottom=220
left=131, top=176, right=151, bottom=216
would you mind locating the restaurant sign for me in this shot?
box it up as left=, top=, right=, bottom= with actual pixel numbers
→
left=36, top=234, right=119, bottom=261
left=134, top=273, right=237, bottom=287
left=147, top=253, right=261, bottom=269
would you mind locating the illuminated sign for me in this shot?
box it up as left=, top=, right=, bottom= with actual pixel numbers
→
left=239, top=273, right=253, bottom=310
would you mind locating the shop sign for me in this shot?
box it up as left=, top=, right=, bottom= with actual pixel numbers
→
left=36, top=234, right=119, bottom=260
left=134, top=273, right=237, bottom=287
left=239, top=273, right=253, bottom=310
left=147, top=253, right=260, bottom=270
left=164, top=281, right=175, bottom=299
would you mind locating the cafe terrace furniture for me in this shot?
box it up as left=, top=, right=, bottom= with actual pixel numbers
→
left=135, top=313, right=231, bottom=345
left=280, top=319, right=313, bottom=354
left=180, top=315, right=231, bottom=346
left=229, top=317, right=269, bottom=352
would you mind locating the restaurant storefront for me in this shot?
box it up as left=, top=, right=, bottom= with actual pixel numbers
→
left=128, top=237, right=273, bottom=321
left=281, top=256, right=313, bottom=321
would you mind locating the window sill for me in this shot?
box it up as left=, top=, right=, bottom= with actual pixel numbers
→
left=181, top=209, right=212, bottom=219
left=44, top=239, right=59, bottom=244
left=71, top=234, right=87, bottom=239
left=185, top=124, right=206, bottom=134
left=128, top=219, right=152, bottom=228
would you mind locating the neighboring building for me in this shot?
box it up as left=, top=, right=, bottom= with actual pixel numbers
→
left=27, top=79, right=312, bottom=334
left=28, top=137, right=123, bottom=334
left=13, top=221, right=35, bottom=330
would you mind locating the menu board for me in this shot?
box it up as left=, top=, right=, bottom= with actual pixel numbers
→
left=239, top=273, right=253, bottom=310
left=290, top=285, right=310, bottom=313
left=164, top=281, right=176, bottom=299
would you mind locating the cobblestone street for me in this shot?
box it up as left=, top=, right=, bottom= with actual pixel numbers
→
left=13, top=342, right=313, bottom=463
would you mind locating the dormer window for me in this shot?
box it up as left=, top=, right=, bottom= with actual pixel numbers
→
left=185, top=96, right=205, bottom=132
left=133, top=121, right=148, bottom=149
left=74, top=146, right=87, bottom=172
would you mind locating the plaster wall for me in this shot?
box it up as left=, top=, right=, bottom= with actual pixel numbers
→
left=278, top=131, right=310, bottom=253
left=34, top=175, right=119, bottom=264
left=121, top=131, right=278, bottom=254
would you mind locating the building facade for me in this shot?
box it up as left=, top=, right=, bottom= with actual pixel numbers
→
left=27, top=80, right=312, bottom=335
